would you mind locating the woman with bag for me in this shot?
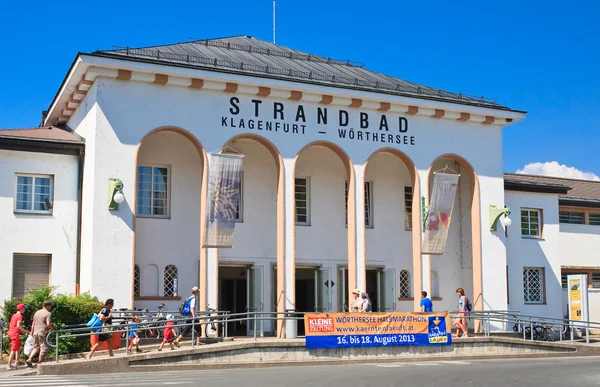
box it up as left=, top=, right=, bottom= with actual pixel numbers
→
left=6, top=304, right=29, bottom=370
left=85, top=299, right=115, bottom=360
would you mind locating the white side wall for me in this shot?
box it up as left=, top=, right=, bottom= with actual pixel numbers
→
left=0, top=150, right=79, bottom=301
left=505, top=191, right=562, bottom=320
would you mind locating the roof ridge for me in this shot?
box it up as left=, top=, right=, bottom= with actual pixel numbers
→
left=505, top=172, right=600, bottom=184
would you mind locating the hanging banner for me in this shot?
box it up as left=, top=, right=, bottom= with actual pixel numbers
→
left=304, top=312, right=452, bottom=349
left=202, top=152, right=244, bottom=248
left=567, top=274, right=589, bottom=329
left=422, top=172, right=460, bottom=255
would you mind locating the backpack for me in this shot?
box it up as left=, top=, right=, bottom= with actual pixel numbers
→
left=466, top=298, right=473, bottom=312
left=179, top=296, right=193, bottom=317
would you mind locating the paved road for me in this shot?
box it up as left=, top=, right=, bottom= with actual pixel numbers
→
left=2, top=357, right=600, bottom=386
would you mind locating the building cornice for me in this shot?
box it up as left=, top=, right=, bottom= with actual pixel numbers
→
left=44, top=54, right=526, bottom=127
left=0, top=136, right=84, bottom=156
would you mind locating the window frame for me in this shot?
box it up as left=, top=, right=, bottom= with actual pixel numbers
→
left=295, top=177, right=311, bottom=226
left=136, top=164, right=171, bottom=219
left=14, top=173, right=54, bottom=215
left=559, top=211, right=585, bottom=225
left=404, top=186, right=413, bottom=231
left=520, top=208, right=542, bottom=239
left=235, top=171, right=244, bottom=223
left=163, top=264, right=178, bottom=297
left=399, top=269, right=412, bottom=300
left=344, top=180, right=374, bottom=228
left=589, top=213, right=600, bottom=226
left=523, top=267, right=546, bottom=304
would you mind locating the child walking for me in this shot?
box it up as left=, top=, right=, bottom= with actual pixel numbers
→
left=158, top=314, right=176, bottom=351
left=128, top=316, right=142, bottom=353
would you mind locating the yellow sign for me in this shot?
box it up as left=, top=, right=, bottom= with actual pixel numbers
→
left=569, top=278, right=582, bottom=321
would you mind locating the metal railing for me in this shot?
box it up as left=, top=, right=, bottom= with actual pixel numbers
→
left=35, top=308, right=600, bottom=363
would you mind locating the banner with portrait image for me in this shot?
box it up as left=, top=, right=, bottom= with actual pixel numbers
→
left=202, top=152, right=244, bottom=248
left=422, top=172, right=460, bottom=255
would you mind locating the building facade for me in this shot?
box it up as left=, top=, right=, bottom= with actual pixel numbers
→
left=1, top=36, right=597, bottom=337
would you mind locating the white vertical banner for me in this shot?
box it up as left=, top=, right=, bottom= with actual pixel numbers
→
left=202, top=152, right=244, bottom=248
left=422, top=172, right=460, bottom=255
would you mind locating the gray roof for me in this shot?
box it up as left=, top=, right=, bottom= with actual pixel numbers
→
left=92, top=36, right=516, bottom=112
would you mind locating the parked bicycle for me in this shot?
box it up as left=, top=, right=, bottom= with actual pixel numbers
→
left=205, top=305, right=224, bottom=338
left=512, top=318, right=555, bottom=341
left=140, top=303, right=168, bottom=339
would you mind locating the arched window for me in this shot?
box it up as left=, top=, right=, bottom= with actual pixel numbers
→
left=164, top=265, right=178, bottom=297
left=431, top=270, right=440, bottom=298
left=399, top=270, right=411, bottom=299
left=134, top=264, right=140, bottom=297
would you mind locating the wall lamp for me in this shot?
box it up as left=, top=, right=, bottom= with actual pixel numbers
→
left=108, top=178, right=125, bottom=211
left=489, top=205, right=512, bottom=231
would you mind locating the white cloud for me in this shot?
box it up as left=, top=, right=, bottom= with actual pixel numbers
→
left=516, top=161, right=600, bottom=181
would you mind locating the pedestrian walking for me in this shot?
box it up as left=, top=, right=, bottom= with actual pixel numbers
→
left=25, top=301, right=53, bottom=367
left=128, top=315, right=142, bottom=353
left=360, top=292, right=372, bottom=312
left=350, top=289, right=362, bottom=312
left=174, top=287, right=202, bottom=346
left=454, top=288, right=470, bottom=338
left=6, top=304, right=29, bottom=370
left=420, top=291, right=433, bottom=313
left=85, top=299, right=115, bottom=360
left=158, top=314, right=176, bottom=351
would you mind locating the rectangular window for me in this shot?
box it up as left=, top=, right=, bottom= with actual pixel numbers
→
left=523, top=267, right=545, bottom=304
left=345, top=181, right=373, bottom=227
left=364, top=182, right=373, bottom=228
left=14, top=174, right=53, bottom=214
left=559, top=211, right=585, bottom=224
left=235, top=171, right=244, bottom=222
left=589, top=213, right=600, bottom=226
left=137, top=166, right=170, bottom=217
left=404, top=186, right=413, bottom=230
left=521, top=209, right=541, bottom=238
left=12, top=254, right=50, bottom=299
left=295, top=177, right=310, bottom=225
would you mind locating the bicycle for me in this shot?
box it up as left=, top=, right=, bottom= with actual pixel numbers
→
left=141, top=303, right=167, bottom=339
left=205, top=306, right=225, bottom=338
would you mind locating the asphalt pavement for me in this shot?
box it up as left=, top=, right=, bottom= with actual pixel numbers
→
left=1, top=356, right=600, bottom=386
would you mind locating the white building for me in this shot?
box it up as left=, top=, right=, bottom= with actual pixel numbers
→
left=1, top=36, right=598, bottom=337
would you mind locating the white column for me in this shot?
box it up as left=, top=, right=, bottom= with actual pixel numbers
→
left=354, top=164, right=366, bottom=293
left=206, top=248, right=219, bottom=310
left=283, top=158, right=297, bottom=338
left=418, top=169, right=431, bottom=298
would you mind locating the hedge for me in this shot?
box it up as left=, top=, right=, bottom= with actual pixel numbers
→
left=2, top=285, right=104, bottom=355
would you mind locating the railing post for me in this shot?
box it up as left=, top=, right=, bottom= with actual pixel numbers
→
left=125, top=323, right=130, bottom=356
left=253, top=311, right=257, bottom=342
left=586, top=324, right=590, bottom=344
left=225, top=312, right=228, bottom=338
left=560, top=324, right=563, bottom=342
left=530, top=321, right=533, bottom=340
left=570, top=324, right=574, bottom=344
left=191, top=317, right=196, bottom=347
left=260, top=303, right=264, bottom=338
left=55, top=332, right=59, bottom=363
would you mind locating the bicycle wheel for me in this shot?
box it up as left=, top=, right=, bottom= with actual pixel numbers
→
left=545, top=328, right=555, bottom=342
left=144, top=327, right=159, bottom=339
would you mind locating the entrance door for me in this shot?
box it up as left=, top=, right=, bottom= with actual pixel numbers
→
left=381, top=268, right=397, bottom=312
left=317, top=267, right=332, bottom=312
left=295, top=268, right=316, bottom=336
left=247, top=266, right=263, bottom=336
left=366, top=269, right=380, bottom=312
left=218, top=266, right=248, bottom=336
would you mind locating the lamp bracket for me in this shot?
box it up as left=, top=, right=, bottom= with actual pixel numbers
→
left=108, top=178, right=123, bottom=211
left=489, top=205, right=511, bottom=231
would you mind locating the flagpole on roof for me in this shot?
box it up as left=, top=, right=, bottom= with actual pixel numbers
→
left=273, top=0, right=277, bottom=44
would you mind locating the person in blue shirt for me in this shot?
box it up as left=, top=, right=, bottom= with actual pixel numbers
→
left=420, top=291, right=433, bottom=313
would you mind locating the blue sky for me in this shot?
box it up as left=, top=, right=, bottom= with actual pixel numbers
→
left=1, top=0, right=598, bottom=178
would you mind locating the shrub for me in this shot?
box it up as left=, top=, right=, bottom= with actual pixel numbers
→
left=2, top=286, right=104, bottom=355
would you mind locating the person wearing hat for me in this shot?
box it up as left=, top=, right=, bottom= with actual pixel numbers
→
left=26, top=301, right=54, bottom=367
left=174, top=286, right=202, bottom=347
left=6, top=304, right=29, bottom=370
left=350, top=289, right=362, bottom=313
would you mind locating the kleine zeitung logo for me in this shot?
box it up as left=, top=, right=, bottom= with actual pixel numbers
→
left=308, top=317, right=334, bottom=333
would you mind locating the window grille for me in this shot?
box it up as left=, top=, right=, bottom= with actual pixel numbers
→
left=399, top=270, right=411, bottom=298
left=134, top=264, right=141, bottom=297
left=164, top=265, right=178, bottom=297
left=523, top=267, right=544, bottom=303
left=589, top=213, right=600, bottom=226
